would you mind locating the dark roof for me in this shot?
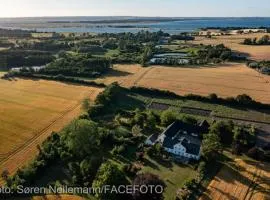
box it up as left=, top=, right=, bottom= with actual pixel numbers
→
left=161, top=121, right=202, bottom=155
left=199, top=120, right=210, bottom=128
left=148, top=133, right=159, bottom=143
left=198, top=120, right=210, bottom=132
left=163, top=121, right=202, bottom=137
left=182, top=140, right=201, bottom=155
left=163, top=136, right=180, bottom=149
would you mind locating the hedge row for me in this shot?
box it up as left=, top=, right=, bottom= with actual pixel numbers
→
left=4, top=72, right=106, bottom=88
left=130, top=86, right=270, bottom=109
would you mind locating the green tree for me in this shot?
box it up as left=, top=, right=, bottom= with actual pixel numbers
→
left=63, top=119, right=100, bottom=157
left=82, top=98, right=91, bottom=111
left=208, top=93, right=218, bottom=101
left=209, top=121, right=234, bottom=145
left=181, top=115, right=197, bottom=125
left=133, top=109, right=145, bottom=127
left=161, top=110, right=177, bottom=126
left=92, top=162, right=127, bottom=200
left=145, top=111, right=157, bottom=129
left=202, top=133, right=222, bottom=160
left=79, top=157, right=102, bottom=186
left=118, top=39, right=127, bottom=51
left=141, top=46, right=153, bottom=66
left=132, top=125, right=143, bottom=136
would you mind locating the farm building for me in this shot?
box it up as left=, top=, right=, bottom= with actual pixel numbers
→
left=199, top=28, right=267, bottom=36
left=199, top=29, right=226, bottom=36
left=242, top=29, right=267, bottom=34
left=145, top=120, right=209, bottom=160
left=10, top=65, right=46, bottom=72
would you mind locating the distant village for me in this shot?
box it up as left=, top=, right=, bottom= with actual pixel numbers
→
left=198, top=28, right=267, bottom=36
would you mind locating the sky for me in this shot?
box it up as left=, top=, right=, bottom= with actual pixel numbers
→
left=0, top=0, right=269, bottom=18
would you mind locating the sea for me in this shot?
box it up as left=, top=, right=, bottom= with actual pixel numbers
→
left=0, top=17, right=270, bottom=34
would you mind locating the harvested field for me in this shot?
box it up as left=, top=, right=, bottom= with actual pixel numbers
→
left=200, top=159, right=270, bottom=200
left=191, top=33, right=270, bottom=61
left=97, top=64, right=270, bottom=103
left=0, top=78, right=103, bottom=181
left=94, top=64, right=144, bottom=86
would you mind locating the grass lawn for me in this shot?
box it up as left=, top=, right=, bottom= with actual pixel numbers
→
left=141, top=156, right=197, bottom=200
left=105, top=49, right=121, bottom=57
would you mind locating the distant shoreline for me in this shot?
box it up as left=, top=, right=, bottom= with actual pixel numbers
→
left=0, top=17, right=270, bottom=34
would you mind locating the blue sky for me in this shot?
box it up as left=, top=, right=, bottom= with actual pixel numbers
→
left=0, top=0, right=269, bottom=18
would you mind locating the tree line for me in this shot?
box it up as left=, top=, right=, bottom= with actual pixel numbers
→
left=130, top=86, right=270, bottom=110
left=0, top=50, right=54, bottom=70
left=39, top=53, right=111, bottom=77
left=247, top=61, right=270, bottom=75
left=243, top=35, right=270, bottom=45
left=0, top=28, right=33, bottom=38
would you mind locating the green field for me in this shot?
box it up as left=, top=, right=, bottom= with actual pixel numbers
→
left=128, top=93, right=270, bottom=124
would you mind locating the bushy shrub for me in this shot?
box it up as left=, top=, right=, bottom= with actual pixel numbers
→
left=161, top=110, right=177, bottom=126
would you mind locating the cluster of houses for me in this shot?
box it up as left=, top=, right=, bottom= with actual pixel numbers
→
left=145, top=120, right=210, bottom=161
left=10, top=65, right=45, bottom=72
left=199, top=28, right=267, bottom=36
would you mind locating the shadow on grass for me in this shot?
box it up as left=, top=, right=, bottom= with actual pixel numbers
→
left=143, top=158, right=160, bottom=170
left=148, top=156, right=173, bottom=169
left=103, top=68, right=133, bottom=78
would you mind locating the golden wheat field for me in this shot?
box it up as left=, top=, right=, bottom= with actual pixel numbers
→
left=200, top=159, right=270, bottom=200
left=0, top=77, right=103, bottom=180
left=191, top=33, right=270, bottom=61
left=96, top=64, right=270, bottom=103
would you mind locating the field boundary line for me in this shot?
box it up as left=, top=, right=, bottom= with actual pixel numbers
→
left=133, top=67, right=153, bottom=85
left=0, top=102, right=81, bottom=165
left=0, top=90, right=95, bottom=167
left=0, top=103, right=79, bottom=158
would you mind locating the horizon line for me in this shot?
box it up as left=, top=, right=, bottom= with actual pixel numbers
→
left=1, top=15, right=270, bottom=19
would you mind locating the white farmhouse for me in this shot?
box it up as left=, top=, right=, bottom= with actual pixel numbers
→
left=145, top=120, right=209, bottom=160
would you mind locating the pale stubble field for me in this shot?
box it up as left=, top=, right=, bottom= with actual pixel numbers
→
left=95, top=63, right=270, bottom=103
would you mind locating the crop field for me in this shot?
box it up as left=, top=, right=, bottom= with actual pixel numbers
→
left=200, top=159, right=270, bottom=200
left=191, top=33, right=270, bottom=61
left=0, top=77, right=103, bottom=180
left=95, top=63, right=270, bottom=103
